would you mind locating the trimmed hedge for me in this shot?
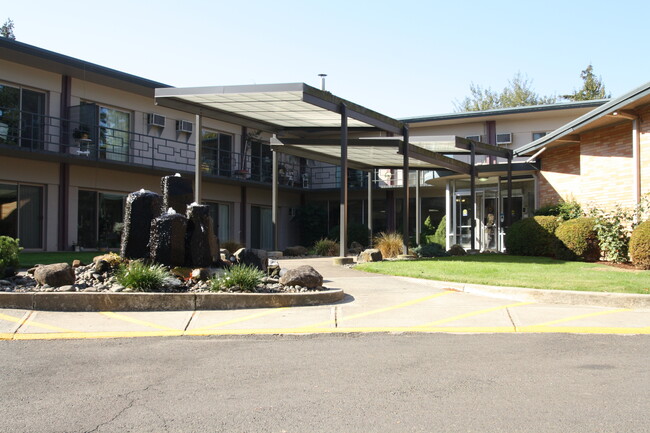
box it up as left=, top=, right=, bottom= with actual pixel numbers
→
left=554, top=217, right=600, bottom=261
left=630, top=221, right=650, bottom=270
left=505, top=216, right=560, bottom=256
left=413, top=243, right=448, bottom=258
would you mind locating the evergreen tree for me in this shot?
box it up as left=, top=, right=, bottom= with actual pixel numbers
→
left=0, top=18, right=15, bottom=40
left=562, top=64, right=610, bottom=101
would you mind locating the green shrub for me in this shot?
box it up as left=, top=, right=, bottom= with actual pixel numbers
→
left=0, top=236, right=21, bottom=278
left=534, top=200, right=582, bottom=221
left=373, top=232, right=403, bottom=258
left=297, top=203, right=329, bottom=247
left=629, top=221, right=650, bottom=269
left=448, top=244, right=466, bottom=256
left=312, top=238, right=339, bottom=256
left=505, top=216, right=560, bottom=256
left=413, top=243, right=448, bottom=258
left=209, top=264, right=265, bottom=291
left=115, top=261, right=171, bottom=292
left=432, top=215, right=447, bottom=246
left=328, top=223, right=371, bottom=247
left=589, top=205, right=633, bottom=263
left=554, top=217, right=600, bottom=261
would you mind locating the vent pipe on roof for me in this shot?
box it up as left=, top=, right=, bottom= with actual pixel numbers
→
left=318, top=74, right=327, bottom=91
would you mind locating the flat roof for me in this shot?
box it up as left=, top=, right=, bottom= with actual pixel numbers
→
left=155, top=83, right=404, bottom=133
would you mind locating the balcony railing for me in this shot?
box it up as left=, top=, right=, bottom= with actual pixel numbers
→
left=0, top=108, right=374, bottom=190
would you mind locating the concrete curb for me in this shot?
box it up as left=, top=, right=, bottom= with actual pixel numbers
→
left=0, top=289, right=345, bottom=312
left=400, top=278, right=650, bottom=309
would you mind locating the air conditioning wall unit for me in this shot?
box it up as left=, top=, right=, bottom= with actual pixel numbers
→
left=176, top=120, right=193, bottom=134
left=465, top=135, right=482, bottom=142
left=147, top=113, right=166, bottom=128
left=496, top=133, right=512, bottom=145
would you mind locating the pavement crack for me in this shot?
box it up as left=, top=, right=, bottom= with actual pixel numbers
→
left=83, top=384, right=155, bottom=433
left=184, top=310, right=197, bottom=332
left=334, top=306, right=339, bottom=328
left=506, top=307, right=518, bottom=332
left=13, top=310, right=33, bottom=335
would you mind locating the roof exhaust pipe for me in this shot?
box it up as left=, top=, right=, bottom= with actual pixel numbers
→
left=318, top=73, right=327, bottom=91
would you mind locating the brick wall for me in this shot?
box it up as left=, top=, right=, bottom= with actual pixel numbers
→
left=538, top=115, right=649, bottom=210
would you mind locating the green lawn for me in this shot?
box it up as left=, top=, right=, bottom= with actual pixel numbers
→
left=356, top=255, right=650, bottom=294
left=19, top=251, right=103, bottom=268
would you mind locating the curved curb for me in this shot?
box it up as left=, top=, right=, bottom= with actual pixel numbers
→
left=0, top=289, right=345, bottom=312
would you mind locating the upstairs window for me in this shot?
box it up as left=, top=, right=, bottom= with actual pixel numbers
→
left=0, top=83, right=46, bottom=149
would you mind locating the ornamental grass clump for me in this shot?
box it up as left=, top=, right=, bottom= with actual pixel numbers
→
left=373, top=232, right=403, bottom=258
left=312, top=238, right=339, bottom=256
left=209, top=264, right=265, bottom=292
left=115, top=260, right=171, bottom=292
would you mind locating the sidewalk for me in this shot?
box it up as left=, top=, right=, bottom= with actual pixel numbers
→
left=1, top=257, right=649, bottom=340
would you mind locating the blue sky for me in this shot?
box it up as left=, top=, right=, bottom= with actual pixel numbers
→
left=4, top=0, right=649, bottom=118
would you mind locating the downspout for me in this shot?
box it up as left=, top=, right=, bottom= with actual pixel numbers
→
left=633, top=116, right=641, bottom=207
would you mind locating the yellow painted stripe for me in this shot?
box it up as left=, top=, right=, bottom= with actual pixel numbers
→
left=534, top=308, right=630, bottom=327
left=5, top=325, right=650, bottom=340
left=303, top=291, right=455, bottom=328
left=100, top=311, right=181, bottom=332
left=415, top=301, right=533, bottom=327
left=191, top=307, right=289, bottom=331
left=0, top=333, right=13, bottom=340
left=0, top=312, right=77, bottom=333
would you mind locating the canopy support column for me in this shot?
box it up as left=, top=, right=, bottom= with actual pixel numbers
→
left=402, top=126, right=410, bottom=255
left=339, top=103, right=348, bottom=258
left=506, top=152, right=513, bottom=229
left=272, top=149, right=279, bottom=251
left=194, top=114, right=202, bottom=203
left=415, top=170, right=421, bottom=246
left=367, top=171, right=373, bottom=246
left=470, top=142, right=476, bottom=252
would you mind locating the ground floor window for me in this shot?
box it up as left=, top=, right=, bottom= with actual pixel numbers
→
left=77, top=190, right=125, bottom=249
left=0, top=183, right=43, bottom=249
left=206, top=202, right=231, bottom=242
left=251, top=205, right=273, bottom=250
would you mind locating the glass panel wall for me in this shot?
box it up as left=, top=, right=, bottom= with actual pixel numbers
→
left=202, top=130, right=233, bottom=177
left=0, top=183, right=43, bottom=248
left=251, top=205, right=273, bottom=250
left=77, top=191, right=125, bottom=249
left=207, top=202, right=231, bottom=242
left=0, top=84, right=46, bottom=149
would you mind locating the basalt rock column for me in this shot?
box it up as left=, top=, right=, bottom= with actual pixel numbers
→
left=120, top=190, right=163, bottom=259
left=186, top=204, right=216, bottom=267
left=161, top=174, right=193, bottom=214
left=150, top=210, right=188, bottom=267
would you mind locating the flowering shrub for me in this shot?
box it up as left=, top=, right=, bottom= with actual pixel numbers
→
left=210, top=264, right=264, bottom=292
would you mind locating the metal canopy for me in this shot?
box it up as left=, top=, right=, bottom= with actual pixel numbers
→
left=155, top=83, right=404, bottom=134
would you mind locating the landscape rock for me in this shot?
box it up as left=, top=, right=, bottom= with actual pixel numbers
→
left=72, top=260, right=82, bottom=268
left=448, top=244, right=467, bottom=256
left=279, top=265, right=323, bottom=289
left=283, top=246, right=308, bottom=257
left=357, top=248, right=383, bottom=263
left=233, top=248, right=268, bottom=272
left=349, top=241, right=364, bottom=255
left=33, top=263, right=75, bottom=287
left=120, top=189, right=163, bottom=260
left=95, top=260, right=111, bottom=274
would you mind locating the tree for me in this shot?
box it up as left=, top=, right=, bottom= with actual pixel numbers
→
left=562, top=64, right=610, bottom=101
left=1, top=18, right=15, bottom=40
left=454, top=72, right=556, bottom=112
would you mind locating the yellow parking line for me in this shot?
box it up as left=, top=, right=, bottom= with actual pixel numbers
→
left=533, top=308, right=631, bottom=327
left=100, top=311, right=182, bottom=332
left=303, top=291, right=455, bottom=329
left=191, top=307, right=290, bottom=331
left=0, top=312, right=77, bottom=333
left=414, top=301, right=533, bottom=327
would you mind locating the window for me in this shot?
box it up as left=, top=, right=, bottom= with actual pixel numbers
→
left=251, top=205, right=273, bottom=250
left=206, top=202, right=231, bottom=243
left=0, top=83, right=46, bottom=149
left=99, top=106, right=130, bottom=162
left=250, top=140, right=272, bottom=182
left=532, top=132, right=547, bottom=141
left=202, top=130, right=233, bottom=177
left=0, top=183, right=43, bottom=249
left=77, top=191, right=125, bottom=249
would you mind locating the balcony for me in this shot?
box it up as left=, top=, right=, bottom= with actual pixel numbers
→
left=0, top=108, right=373, bottom=190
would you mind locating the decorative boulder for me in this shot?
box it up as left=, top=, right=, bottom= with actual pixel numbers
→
left=448, top=244, right=467, bottom=256
left=233, top=248, right=268, bottom=272
left=150, top=212, right=188, bottom=267
left=279, top=265, right=323, bottom=289
left=283, top=246, right=309, bottom=257
left=161, top=175, right=193, bottom=215
left=357, top=248, right=383, bottom=263
left=349, top=241, right=364, bottom=255
left=120, top=190, right=162, bottom=260
left=34, top=263, right=75, bottom=287
left=186, top=204, right=213, bottom=268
